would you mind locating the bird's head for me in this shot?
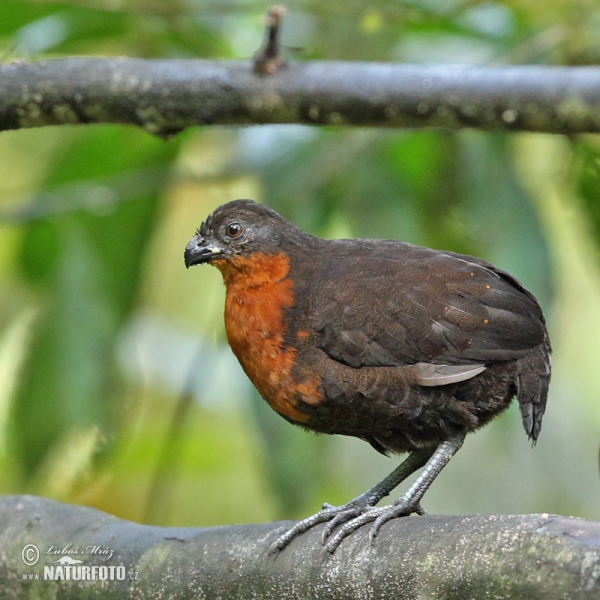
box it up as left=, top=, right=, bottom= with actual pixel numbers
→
left=184, top=199, right=304, bottom=278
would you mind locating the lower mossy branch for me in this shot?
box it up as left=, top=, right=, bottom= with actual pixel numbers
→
left=0, top=495, right=599, bottom=599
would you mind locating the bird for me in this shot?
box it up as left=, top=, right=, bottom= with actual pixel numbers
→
left=184, top=199, right=551, bottom=554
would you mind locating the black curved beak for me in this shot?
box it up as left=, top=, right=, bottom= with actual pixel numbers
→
left=184, top=235, right=222, bottom=268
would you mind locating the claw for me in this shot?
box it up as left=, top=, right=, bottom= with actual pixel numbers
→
left=321, top=518, right=337, bottom=544
left=268, top=539, right=284, bottom=555
left=414, top=503, right=427, bottom=516
left=369, top=510, right=396, bottom=541
left=269, top=507, right=337, bottom=553
left=368, top=524, right=378, bottom=545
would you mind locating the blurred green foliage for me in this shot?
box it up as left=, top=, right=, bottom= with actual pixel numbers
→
left=0, top=0, right=599, bottom=529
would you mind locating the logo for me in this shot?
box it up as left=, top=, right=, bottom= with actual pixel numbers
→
left=20, top=543, right=137, bottom=582
left=21, top=544, right=40, bottom=567
left=48, top=556, right=83, bottom=566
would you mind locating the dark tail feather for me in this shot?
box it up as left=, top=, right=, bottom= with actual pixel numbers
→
left=517, top=331, right=551, bottom=443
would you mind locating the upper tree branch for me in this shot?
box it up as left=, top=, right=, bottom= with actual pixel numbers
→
left=1, top=58, right=600, bottom=137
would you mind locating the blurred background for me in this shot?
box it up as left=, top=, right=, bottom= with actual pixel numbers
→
left=0, top=0, right=599, bottom=529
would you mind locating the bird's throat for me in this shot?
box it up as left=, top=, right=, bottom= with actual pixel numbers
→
left=215, top=252, right=312, bottom=424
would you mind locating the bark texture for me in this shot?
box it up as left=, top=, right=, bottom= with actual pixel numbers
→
left=0, top=495, right=599, bottom=599
left=1, top=58, right=600, bottom=136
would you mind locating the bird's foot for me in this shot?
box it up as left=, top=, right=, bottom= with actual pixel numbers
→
left=269, top=497, right=426, bottom=555
left=320, top=497, right=426, bottom=555
left=268, top=498, right=374, bottom=554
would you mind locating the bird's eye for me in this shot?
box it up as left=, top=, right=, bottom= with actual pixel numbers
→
left=225, top=222, right=243, bottom=239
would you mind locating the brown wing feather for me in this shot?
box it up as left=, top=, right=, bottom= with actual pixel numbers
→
left=303, top=240, right=545, bottom=371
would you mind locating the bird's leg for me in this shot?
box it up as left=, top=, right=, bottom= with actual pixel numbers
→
left=322, top=432, right=466, bottom=554
left=269, top=446, right=435, bottom=553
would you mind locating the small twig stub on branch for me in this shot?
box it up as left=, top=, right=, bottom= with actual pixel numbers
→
left=254, top=5, right=287, bottom=75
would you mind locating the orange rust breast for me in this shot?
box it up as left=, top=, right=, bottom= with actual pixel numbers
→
left=213, top=252, right=320, bottom=424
